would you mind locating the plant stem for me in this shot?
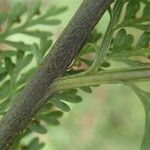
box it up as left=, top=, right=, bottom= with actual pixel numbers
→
left=87, top=0, right=124, bottom=73
left=54, top=66, right=150, bottom=91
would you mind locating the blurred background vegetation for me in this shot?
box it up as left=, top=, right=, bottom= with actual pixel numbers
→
left=0, top=0, right=149, bottom=150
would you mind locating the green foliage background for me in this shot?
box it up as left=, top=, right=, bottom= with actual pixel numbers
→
left=0, top=0, right=150, bottom=150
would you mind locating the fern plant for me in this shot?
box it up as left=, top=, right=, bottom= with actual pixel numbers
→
left=0, top=0, right=150, bottom=149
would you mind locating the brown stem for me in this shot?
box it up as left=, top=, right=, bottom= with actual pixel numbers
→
left=0, top=0, right=113, bottom=149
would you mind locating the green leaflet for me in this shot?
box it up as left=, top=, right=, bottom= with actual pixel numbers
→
left=51, top=99, right=70, bottom=112
left=124, top=0, right=140, bottom=21
left=22, top=138, right=44, bottom=150
left=80, top=86, right=92, bottom=93
left=100, top=61, right=111, bottom=68
left=21, top=30, right=53, bottom=38
left=38, top=19, right=61, bottom=25
left=38, top=102, right=53, bottom=114
left=112, top=29, right=134, bottom=52
left=136, top=32, right=150, bottom=49
left=30, top=121, right=47, bottom=134
left=53, top=89, right=82, bottom=103
left=110, top=27, right=150, bottom=66
left=45, top=6, right=68, bottom=17
left=3, top=41, right=33, bottom=52
left=36, top=111, right=63, bottom=126
left=86, top=29, right=102, bottom=43
left=8, top=2, right=26, bottom=25
left=27, top=0, right=41, bottom=19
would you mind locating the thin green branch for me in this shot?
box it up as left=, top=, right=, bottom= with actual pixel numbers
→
left=54, top=66, right=150, bottom=91
left=87, top=0, right=124, bottom=73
